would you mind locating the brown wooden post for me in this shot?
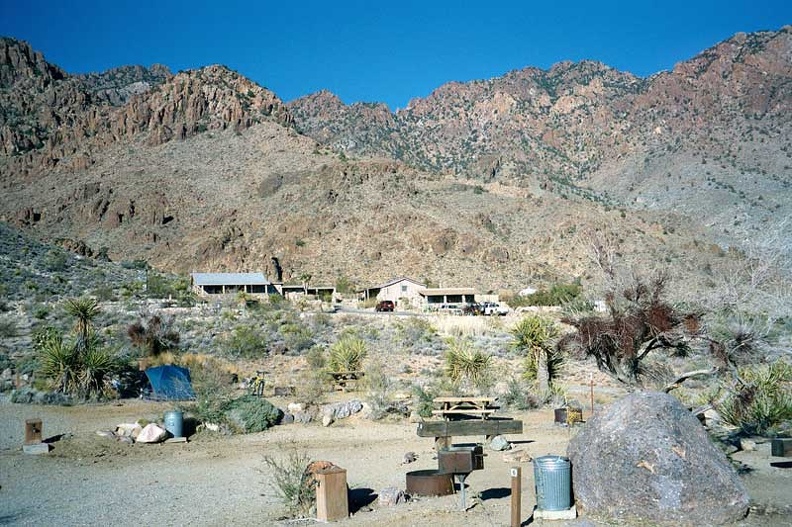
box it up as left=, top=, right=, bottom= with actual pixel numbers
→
left=315, top=467, right=349, bottom=522
left=25, top=419, right=42, bottom=444
left=511, top=466, right=522, bottom=527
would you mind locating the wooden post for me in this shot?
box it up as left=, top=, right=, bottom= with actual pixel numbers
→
left=589, top=374, right=595, bottom=418
left=510, top=466, right=522, bottom=527
left=25, top=419, right=42, bottom=444
left=315, top=467, right=348, bottom=522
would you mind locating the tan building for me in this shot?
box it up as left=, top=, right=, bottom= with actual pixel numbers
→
left=359, top=277, right=426, bottom=310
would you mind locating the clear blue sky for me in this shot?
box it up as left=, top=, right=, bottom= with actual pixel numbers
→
left=1, top=1, right=790, bottom=110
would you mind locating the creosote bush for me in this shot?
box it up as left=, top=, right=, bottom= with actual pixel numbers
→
left=223, top=395, right=283, bottom=433
left=262, top=443, right=315, bottom=518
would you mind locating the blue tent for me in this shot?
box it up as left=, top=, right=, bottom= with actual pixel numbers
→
left=144, top=365, right=196, bottom=400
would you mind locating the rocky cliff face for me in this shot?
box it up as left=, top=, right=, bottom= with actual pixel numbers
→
left=0, top=30, right=789, bottom=297
left=0, top=37, right=292, bottom=179
left=290, top=28, right=792, bottom=183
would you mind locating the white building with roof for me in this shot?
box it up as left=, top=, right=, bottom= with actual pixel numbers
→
left=190, top=272, right=278, bottom=297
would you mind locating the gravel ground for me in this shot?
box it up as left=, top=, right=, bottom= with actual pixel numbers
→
left=1, top=396, right=790, bottom=526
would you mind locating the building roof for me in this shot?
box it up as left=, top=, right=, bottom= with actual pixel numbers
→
left=191, top=272, right=269, bottom=286
left=361, top=276, right=426, bottom=292
left=419, top=288, right=476, bottom=297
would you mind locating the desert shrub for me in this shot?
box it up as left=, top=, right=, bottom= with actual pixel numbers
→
left=363, top=361, right=396, bottom=419
left=280, top=323, right=315, bottom=354
left=305, top=346, right=326, bottom=370
left=716, top=360, right=792, bottom=436
left=190, top=357, right=238, bottom=425
left=263, top=444, right=315, bottom=518
left=444, top=338, right=494, bottom=393
left=223, top=395, right=283, bottom=433
left=396, top=317, right=437, bottom=351
left=328, top=336, right=368, bottom=372
left=411, top=383, right=436, bottom=418
left=222, top=324, right=268, bottom=358
left=127, top=314, right=180, bottom=357
left=36, top=329, right=120, bottom=400
left=35, top=299, right=122, bottom=400
left=511, top=281, right=582, bottom=307
left=500, top=377, right=542, bottom=410
left=295, top=370, right=330, bottom=405
left=0, top=317, right=16, bottom=338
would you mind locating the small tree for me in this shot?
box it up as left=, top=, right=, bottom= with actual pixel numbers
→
left=560, top=274, right=695, bottom=386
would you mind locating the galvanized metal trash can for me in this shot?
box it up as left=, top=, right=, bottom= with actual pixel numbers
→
left=164, top=410, right=184, bottom=438
left=533, top=455, right=572, bottom=511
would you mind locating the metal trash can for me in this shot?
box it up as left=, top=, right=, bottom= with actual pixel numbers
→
left=533, top=455, right=572, bottom=511
left=164, top=410, right=184, bottom=438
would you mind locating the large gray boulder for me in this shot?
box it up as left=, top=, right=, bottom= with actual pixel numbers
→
left=567, top=391, right=749, bottom=525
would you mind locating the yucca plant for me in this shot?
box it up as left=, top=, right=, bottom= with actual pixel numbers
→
left=37, top=330, right=80, bottom=394
left=64, top=297, right=100, bottom=352
left=328, top=336, right=368, bottom=373
left=510, top=315, right=563, bottom=393
left=444, top=338, right=493, bottom=392
left=717, top=360, right=792, bottom=436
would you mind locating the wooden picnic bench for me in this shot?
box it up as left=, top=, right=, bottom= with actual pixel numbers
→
left=417, top=418, right=523, bottom=450
left=431, top=396, right=500, bottom=420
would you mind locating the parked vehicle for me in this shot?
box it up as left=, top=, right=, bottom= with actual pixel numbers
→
left=375, top=300, right=395, bottom=312
left=437, top=303, right=463, bottom=315
left=481, top=301, right=509, bottom=316
left=462, top=302, right=483, bottom=316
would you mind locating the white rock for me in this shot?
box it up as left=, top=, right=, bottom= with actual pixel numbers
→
left=322, top=415, right=334, bottom=427
left=116, top=423, right=142, bottom=439
left=287, top=402, right=305, bottom=413
left=136, top=423, right=168, bottom=443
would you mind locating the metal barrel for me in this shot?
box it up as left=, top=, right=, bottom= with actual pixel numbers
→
left=164, top=410, right=184, bottom=438
left=533, top=455, right=572, bottom=511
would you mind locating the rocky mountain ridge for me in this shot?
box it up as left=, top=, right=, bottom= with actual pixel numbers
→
left=0, top=31, right=790, bottom=302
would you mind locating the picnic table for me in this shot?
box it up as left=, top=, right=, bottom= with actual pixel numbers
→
left=431, top=396, right=499, bottom=420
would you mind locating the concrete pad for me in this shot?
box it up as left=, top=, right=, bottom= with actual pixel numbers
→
left=533, top=505, right=577, bottom=520
left=23, top=443, right=51, bottom=455
left=165, top=437, right=188, bottom=443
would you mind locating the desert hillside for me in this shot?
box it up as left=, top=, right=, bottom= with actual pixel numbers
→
left=0, top=29, right=790, bottom=301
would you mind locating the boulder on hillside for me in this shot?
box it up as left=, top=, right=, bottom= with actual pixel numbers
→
left=567, top=391, right=749, bottom=526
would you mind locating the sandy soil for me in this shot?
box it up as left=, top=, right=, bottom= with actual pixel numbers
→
left=1, top=396, right=790, bottom=526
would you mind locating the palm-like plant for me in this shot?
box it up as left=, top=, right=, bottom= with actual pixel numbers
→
left=444, top=338, right=493, bottom=392
left=511, top=316, right=562, bottom=393
left=64, top=297, right=100, bottom=352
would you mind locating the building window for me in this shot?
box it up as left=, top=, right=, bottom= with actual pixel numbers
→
left=401, top=285, right=408, bottom=293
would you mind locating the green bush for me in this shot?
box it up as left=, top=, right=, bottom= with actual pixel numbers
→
left=223, top=325, right=268, bottom=358
left=511, top=282, right=582, bottom=307
left=444, top=338, right=493, bottom=392
left=328, top=336, right=368, bottom=372
left=223, top=395, right=283, bottom=433
left=263, top=444, right=315, bottom=518
left=717, top=360, right=792, bottom=436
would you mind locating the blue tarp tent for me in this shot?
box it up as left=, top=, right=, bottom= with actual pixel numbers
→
left=144, top=365, right=196, bottom=400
